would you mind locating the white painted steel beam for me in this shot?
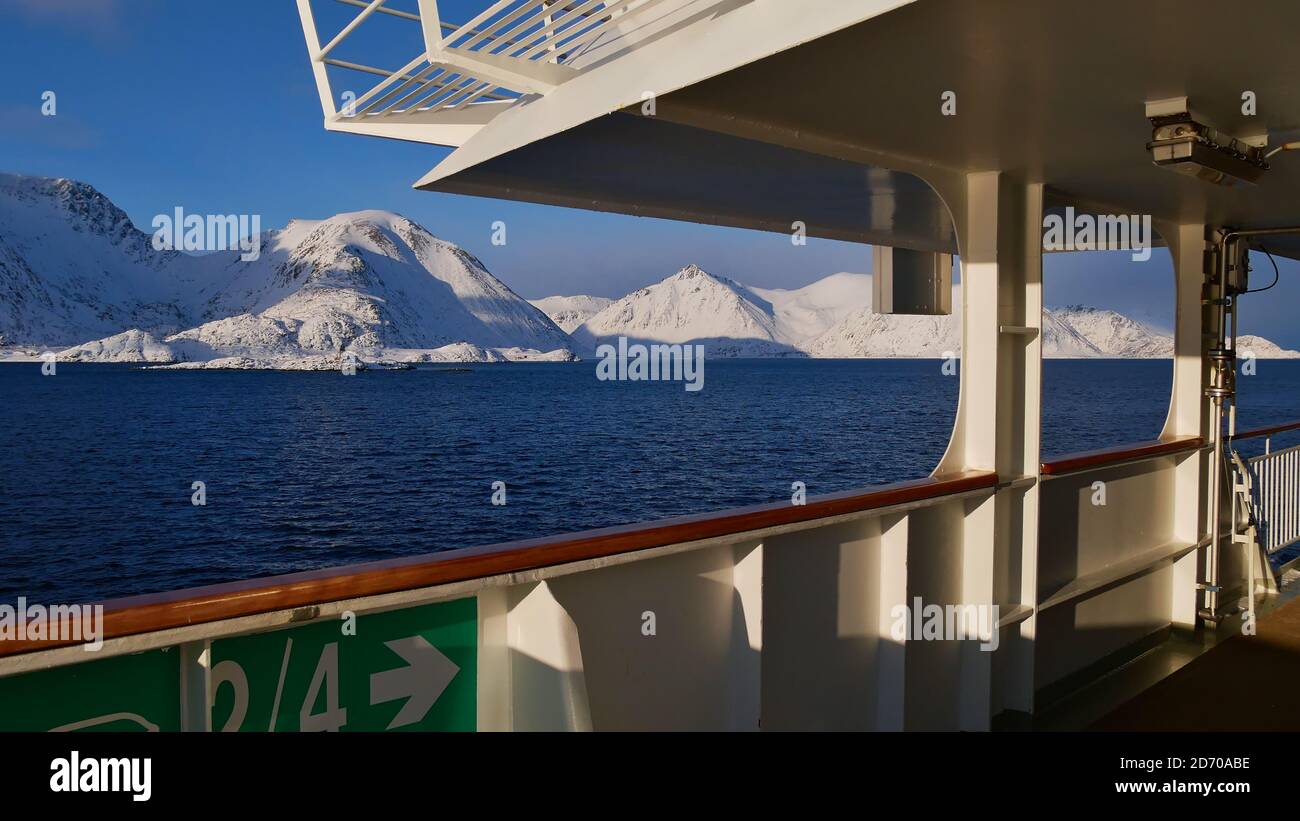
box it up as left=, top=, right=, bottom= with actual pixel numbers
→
left=1160, top=222, right=1214, bottom=632
left=319, top=0, right=389, bottom=59
left=296, top=0, right=338, bottom=118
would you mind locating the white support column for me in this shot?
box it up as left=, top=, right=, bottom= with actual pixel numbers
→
left=945, top=171, right=1002, bottom=472
left=956, top=494, right=994, bottom=730
left=935, top=172, right=1044, bottom=722
left=875, top=512, right=908, bottom=730
left=1160, top=221, right=1212, bottom=631
left=730, top=541, right=763, bottom=731
left=506, top=581, right=593, bottom=731
left=959, top=494, right=996, bottom=730
left=477, top=586, right=511, bottom=731
left=1005, top=181, right=1044, bottom=718
left=1161, top=222, right=1212, bottom=444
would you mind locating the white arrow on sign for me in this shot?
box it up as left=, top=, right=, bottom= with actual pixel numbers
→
left=369, top=635, right=459, bottom=730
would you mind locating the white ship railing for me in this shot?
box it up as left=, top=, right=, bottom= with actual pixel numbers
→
left=1247, top=442, right=1300, bottom=556
left=0, top=437, right=1216, bottom=730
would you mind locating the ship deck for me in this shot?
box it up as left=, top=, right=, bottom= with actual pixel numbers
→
left=1030, top=573, right=1300, bottom=731
left=1092, top=585, right=1300, bottom=731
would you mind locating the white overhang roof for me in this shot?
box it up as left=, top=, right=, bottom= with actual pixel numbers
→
left=302, top=1, right=1300, bottom=257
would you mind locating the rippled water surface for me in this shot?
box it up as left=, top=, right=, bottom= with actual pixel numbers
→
left=2, top=359, right=1296, bottom=602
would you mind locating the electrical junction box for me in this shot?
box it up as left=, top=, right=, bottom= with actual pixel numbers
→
left=872, top=246, right=953, bottom=315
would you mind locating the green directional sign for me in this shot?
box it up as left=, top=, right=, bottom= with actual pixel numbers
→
left=210, top=597, right=476, bottom=732
left=0, top=647, right=181, bottom=732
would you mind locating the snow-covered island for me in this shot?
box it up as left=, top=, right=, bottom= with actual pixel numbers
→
left=2, top=173, right=1296, bottom=367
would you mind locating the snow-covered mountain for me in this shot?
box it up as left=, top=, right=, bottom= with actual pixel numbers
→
left=0, top=175, right=189, bottom=347
left=0, top=174, right=574, bottom=366
left=748, top=272, right=873, bottom=342
left=529, top=294, right=613, bottom=333
left=180, top=210, right=574, bottom=357
left=1040, top=308, right=1109, bottom=358
left=570, top=264, right=803, bottom=357
left=1237, top=335, right=1300, bottom=359
left=4, top=173, right=1295, bottom=366
left=797, top=299, right=1180, bottom=359
left=1048, top=306, right=1173, bottom=358
left=566, top=268, right=1299, bottom=359
left=788, top=289, right=1300, bottom=359
left=803, top=306, right=960, bottom=358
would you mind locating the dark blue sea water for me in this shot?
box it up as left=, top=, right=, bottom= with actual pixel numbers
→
left=1, top=359, right=1297, bottom=603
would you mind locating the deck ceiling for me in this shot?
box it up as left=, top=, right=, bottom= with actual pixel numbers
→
left=420, top=0, right=1300, bottom=257
left=424, top=113, right=958, bottom=252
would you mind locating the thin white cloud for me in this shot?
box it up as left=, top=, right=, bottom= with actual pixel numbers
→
left=10, top=0, right=118, bottom=15
left=0, top=105, right=100, bottom=150
left=3, top=0, right=125, bottom=39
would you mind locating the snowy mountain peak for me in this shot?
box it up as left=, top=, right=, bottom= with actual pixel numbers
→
left=0, top=172, right=159, bottom=263
left=570, top=264, right=798, bottom=356
left=0, top=174, right=573, bottom=363
left=670, top=263, right=711, bottom=280
left=621, top=264, right=771, bottom=315
left=183, top=205, right=572, bottom=357
left=665, top=264, right=768, bottom=305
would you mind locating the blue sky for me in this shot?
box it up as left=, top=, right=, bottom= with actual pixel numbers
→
left=1, top=0, right=1297, bottom=345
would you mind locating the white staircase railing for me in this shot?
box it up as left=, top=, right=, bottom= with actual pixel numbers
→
left=296, top=0, right=679, bottom=145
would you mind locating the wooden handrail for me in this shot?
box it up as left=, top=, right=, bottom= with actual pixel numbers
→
left=0, top=470, right=997, bottom=658
left=1040, top=436, right=1205, bottom=477
left=1231, top=419, right=1300, bottom=441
